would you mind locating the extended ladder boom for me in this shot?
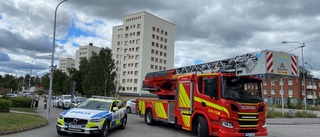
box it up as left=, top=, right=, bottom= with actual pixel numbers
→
left=142, top=50, right=299, bottom=97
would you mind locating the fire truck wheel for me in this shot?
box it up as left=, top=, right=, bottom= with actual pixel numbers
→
left=197, top=116, right=209, bottom=137
left=145, top=109, right=154, bottom=125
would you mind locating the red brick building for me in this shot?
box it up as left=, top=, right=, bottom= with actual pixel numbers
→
left=262, top=77, right=320, bottom=105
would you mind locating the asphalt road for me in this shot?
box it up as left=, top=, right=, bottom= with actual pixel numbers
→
left=2, top=98, right=320, bottom=137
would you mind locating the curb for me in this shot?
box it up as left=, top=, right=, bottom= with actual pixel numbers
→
left=0, top=121, right=48, bottom=135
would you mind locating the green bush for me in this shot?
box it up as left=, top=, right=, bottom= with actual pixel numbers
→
left=295, top=111, right=317, bottom=118
left=9, top=97, right=32, bottom=108
left=0, top=99, right=12, bottom=112
left=296, top=99, right=303, bottom=109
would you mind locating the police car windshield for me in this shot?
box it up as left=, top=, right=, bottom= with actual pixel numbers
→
left=77, top=100, right=111, bottom=111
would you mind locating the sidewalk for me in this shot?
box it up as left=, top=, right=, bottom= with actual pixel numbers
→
left=267, top=118, right=320, bottom=125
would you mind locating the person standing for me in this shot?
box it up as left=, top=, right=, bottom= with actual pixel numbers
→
left=35, top=94, right=39, bottom=108
left=43, top=97, right=47, bottom=109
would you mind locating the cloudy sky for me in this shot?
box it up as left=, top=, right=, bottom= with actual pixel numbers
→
left=1, top=0, right=320, bottom=78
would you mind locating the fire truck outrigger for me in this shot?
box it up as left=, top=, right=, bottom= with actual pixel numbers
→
left=136, top=50, right=298, bottom=137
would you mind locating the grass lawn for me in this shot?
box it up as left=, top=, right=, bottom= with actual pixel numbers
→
left=0, top=112, right=46, bottom=131
left=10, top=107, right=36, bottom=113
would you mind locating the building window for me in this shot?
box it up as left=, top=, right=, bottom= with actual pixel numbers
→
left=164, top=53, right=167, bottom=57
left=263, top=81, right=267, bottom=85
left=155, top=58, right=158, bottom=62
left=263, top=90, right=267, bottom=94
left=161, top=30, right=164, bottom=34
left=136, top=39, right=140, bottom=44
left=155, top=50, right=158, bottom=55
left=134, top=79, right=138, bottom=84
left=152, top=34, right=155, bottom=39
left=137, top=24, right=141, bottom=28
left=271, top=80, right=275, bottom=85
left=288, top=80, right=292, bottom=85
left=152, top=27, right=155, bottom=31
left=164, top=60, right=166, bottom=64
left=155, top=65, right=158, bottom=70
left=157, top=28, right=159, bottom=33
left=151, top=65, right=154, bottom=69
left=151, top=57, right=154, bottom=61
left=165, top=31, right=167, bottom=36
left=136, top=47, right=140, bottom=52
left=134, top=87, right=137, bottom=92
left=156, top=36, right=159, bottom=40
left=164, top=46, right=167, bottom=50
left=151, top=49, right=154, bottom=54
left=137, top=31, right=140, bottom=36
left=271, top=90, right=275, bottom=95
left=135, top=55, right=139, bottom=60
left=126, top=26, right=129, bottom=30
left=134, top=71, right=138, bottom=76
left=159, top=59, right=162, bottom=63
left=152, top=42, right=155, bottom=46
left=135, top=63, right=139, bottom=68
left=288, top=90, right=293, bottom=97
left=164, top=38, right=167, bottom=43
left=302, top=80, right=304, bottom=85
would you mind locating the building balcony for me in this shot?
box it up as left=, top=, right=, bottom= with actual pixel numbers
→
left=306, top=85, right=317, bottom=90
left=306, top=95, right=317, bottom=99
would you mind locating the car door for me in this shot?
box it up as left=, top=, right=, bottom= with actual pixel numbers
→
left=110, top=101, right=120, bottom=128
left=117, top=101, right=126, bottom=119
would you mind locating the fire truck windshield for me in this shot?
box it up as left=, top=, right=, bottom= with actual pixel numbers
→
left=221, top=76, right=263, bottom=103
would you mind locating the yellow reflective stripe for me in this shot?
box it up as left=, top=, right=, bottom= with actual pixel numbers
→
left=155, top=102, right=168, bottom=119
left=139, top=100, right=145, bottom=115
left=194, top=97, right=230, bottom=117
left=179, top=83, right=190, bottom=108
left=239, top=125, right=258, bottom=128
left=116, top=119, right=120, bottom=124
left=182, top=115, right=191, bottom=127
left=238, top=112, right=258, bottom=115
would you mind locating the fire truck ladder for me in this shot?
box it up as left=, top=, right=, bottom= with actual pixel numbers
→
left=173, top=51, right=260, bottom=75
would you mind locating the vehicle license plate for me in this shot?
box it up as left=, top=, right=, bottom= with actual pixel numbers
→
left=69, top=124, right=82, bottom=129
left=245, top=133, right=255, bottom=137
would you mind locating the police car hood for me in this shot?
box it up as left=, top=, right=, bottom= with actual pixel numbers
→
left=61, top=108, right=110, bottom=119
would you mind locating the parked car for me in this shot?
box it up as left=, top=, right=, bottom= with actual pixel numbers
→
left=53, top=96, right=62, bottom=107
left=58, top=95, right=72, bottom=109
left=126, top=98, right=136, bottom=113
left=56, top=98, right=127, bottom=136
left=70, top=96, right=87, bottom=108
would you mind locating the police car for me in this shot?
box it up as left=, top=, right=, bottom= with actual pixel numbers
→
left=56, top=97, right=127, bottom=137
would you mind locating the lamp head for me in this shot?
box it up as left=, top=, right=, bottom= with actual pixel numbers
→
left=281, top=41, right=288, bottom=44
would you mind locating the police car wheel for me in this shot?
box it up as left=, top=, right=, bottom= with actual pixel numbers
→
left=98, top=121, right=109, bottom=137
left=119, top=115, right=127, bottom=129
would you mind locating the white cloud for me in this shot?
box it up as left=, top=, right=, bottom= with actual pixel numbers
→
left=0, top=0, right=320, bottom=79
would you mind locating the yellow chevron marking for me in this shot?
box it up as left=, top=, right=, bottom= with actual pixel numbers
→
left=139, top=101, right=145, bottom=115
left=179, top=83, right=190, bottom=108
left=194, top=97, right=230, bottom=117
left=154, top=102, right=168, bottom=119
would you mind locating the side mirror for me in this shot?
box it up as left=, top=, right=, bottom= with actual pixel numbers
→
left=112, top=107, right=119, bottom=112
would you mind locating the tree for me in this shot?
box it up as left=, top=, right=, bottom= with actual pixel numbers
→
left=52, top=69, right=68, bottom=95
left=41, top=74, right=50, bottom=91
left=0, top=74, right=18, bottom=91
left=67, top=67, right=83, bottom=95
left=286, top=97, right=292, bottom=108
left=82, top=48, right=116, bottom=97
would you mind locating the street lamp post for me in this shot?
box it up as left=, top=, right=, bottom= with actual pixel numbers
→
left=48, top=0, right=68, bottom=122
left=282, top=41, right=307, bottom=110
left=305, top=62, right=314, bottom=105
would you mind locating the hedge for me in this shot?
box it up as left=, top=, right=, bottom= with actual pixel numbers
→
left=9, top=97, right=32, bottom=108
left=0, top=99, right=12, bottom=112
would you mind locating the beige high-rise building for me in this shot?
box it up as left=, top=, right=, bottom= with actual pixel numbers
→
left=112, top=11, right=176, bottom=94
left=75, top=43, right=102, bottom=70
left=59, top=58, right=75, bottom=76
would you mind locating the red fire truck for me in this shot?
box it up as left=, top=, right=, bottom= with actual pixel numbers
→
left=136, top=50, right=298, bottom=137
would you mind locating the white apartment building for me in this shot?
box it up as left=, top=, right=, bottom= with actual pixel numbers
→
left=75, top=43, right=102, bottom=70
left=112, top=11, right=175, bottom=94
left=59, top=58, right=75, bottom=76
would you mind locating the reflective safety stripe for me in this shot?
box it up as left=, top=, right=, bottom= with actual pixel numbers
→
left=139, top=100, right=145, bottom=115
left=154, top=102, right=168, bottom=119
left=194, top=97, right=230, bottom=117
left=178, top=83, right=190, bottom=108
left=181, top=110, right=191, bottom=129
